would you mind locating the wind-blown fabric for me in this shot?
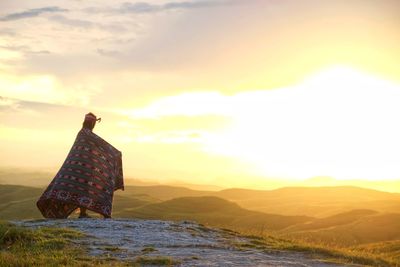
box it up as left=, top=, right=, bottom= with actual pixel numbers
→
left=37, top=128, right=124, bottom=218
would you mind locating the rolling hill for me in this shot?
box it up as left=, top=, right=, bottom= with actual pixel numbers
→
left=117, top=185, right=400, bottom=217
left=117, top=196, right=313, bottom=231
left=213, top=186, right=400, bottom=217
left=121, top=185, right=209, bottom=200
left=3, top=183, right=400, bottom=220
left=282, top=211, right=400, bottom=246
left=0, top=185, right=44, bottom=220
left=283, top=209, right=378, bottom=232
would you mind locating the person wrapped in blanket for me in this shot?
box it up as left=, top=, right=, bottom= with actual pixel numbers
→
left=37, top=113, right=124, bottom=219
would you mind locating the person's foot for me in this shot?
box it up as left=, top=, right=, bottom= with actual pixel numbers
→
left=78, top=213, right=92, bottom=219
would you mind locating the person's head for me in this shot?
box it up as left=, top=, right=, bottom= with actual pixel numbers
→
left=82, top=112, right=101, bottom=131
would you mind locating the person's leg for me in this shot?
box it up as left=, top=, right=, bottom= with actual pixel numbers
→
left=80, top=207, right=87, bottom=215
left=79, top=207, right=90, bottom=218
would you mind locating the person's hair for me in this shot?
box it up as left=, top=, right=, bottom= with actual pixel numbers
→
left=82, top=120, right=95, bottom=130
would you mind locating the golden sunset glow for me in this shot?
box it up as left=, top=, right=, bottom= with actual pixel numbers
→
left=1, top=0, right=400, bottom=192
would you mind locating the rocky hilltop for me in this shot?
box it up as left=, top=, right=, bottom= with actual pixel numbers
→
left=17, top=219, right=347, bottom=266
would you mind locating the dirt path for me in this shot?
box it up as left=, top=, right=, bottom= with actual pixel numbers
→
left=18, top=219, right=349, bottom=266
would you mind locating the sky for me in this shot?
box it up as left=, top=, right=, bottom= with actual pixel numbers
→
left=1, top=0, right=400, bottom=190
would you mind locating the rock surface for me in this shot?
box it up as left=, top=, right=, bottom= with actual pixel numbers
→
left=17, top=219, right=349, bottom=266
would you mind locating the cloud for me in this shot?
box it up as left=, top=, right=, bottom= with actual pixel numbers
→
left=123, top=92, right=233, bottom=118
left=0, top=44, right=50, bottom=55
left=0, top=28, right=17, bottom=36
left=2, top=0, right=261, bottom=77
left=0, top=6, right=68, bottom=21
left=0, top=96, right=92, bottom=118
left=0, top=73, right=99, bottom=107
left=161, top=0, right=238, bottom=10
left=97, top=48, right=122, bottom=58
left=49, top=15, right=127, bottom=33
left=0, top=96, right=51, bottom=118
left=87, top=0, right=242, bottom=14
left=134, top=130, right=205, bottom=144
left=0, top=44, right=29, bottom=52
left=49, top=15, right=93, bottom=28
left=0, top=96, right=20, bottom=110
left=78, top=0, right=266, bottom=74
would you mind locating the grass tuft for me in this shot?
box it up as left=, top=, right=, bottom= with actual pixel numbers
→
left=135, top=256, right=181, bottom=266
left=0, top=221, right=35, bottom=247
left=141, top=246, right=157, bottom=253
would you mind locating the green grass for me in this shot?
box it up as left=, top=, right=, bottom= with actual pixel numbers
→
left=353, top=240, right=400, bottom=264
left=0, top=221, right=133, bottom=266
left=0, top=220, right=82, bottom=266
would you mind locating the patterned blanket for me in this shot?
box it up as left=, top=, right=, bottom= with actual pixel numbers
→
left=37, top=128, right=124, bottom=218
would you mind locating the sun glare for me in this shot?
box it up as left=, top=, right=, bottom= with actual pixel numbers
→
left=201, top=66, right=400, bottom=181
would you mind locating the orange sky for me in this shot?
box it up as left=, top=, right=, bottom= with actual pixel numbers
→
left=1, top=0, right=400, bottom=190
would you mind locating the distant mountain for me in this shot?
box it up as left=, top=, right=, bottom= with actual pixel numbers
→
left=118, top=196, right=312, bottom=231
left=124, top=178, right=223, bottom=191
left=118, top=185, right=400, bottom=217
left=2, top=166, right=400, bottom=217
left=0, top=169, right=53, bottom=187
left=121, top=185, right=210, bottom=201
left=216, top=186, right=400, bottom=201
left=213, top=186, right=400, bottom=217
left=3, top=183, right=400, bottom=219
left=302, top=176, right=400, bottom=194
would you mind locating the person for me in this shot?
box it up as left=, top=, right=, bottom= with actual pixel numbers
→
left=78, top=113, right=99, bottom=218
left=37, top=113, right=124, bottom=219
